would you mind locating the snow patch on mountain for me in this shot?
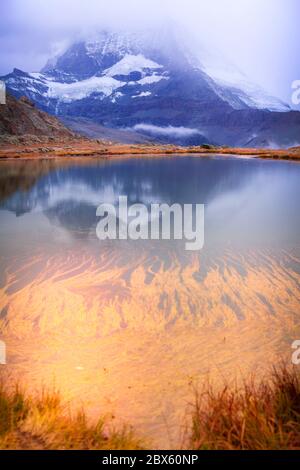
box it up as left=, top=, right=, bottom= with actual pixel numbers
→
left=111, top=92, right=124, bottom=103
left=47, top=76, right=125, bottom=102
left=10, top=54, right=168, bottom=104
left=43, top=71, right=167, bottom=102
left=198, top=52, right=290, bottom=112
left=132, top=92, right=152, bottom=98
left=104, top=54, right=162, bottom=77
left=138, top=75, right=168, bottom=85
left=29, top=72, right=48, bottom=81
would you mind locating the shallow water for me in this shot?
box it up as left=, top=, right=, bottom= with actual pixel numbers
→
left=0, top=155, right=300, bottom=448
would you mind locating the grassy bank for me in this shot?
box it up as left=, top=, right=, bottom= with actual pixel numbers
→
left=1, top=366, right=300, bottom=450
left=0, top=384, right=143, bottom=450
left=190, top=366, right=300, bottom=450
left=0, top=139, right=300, bottom=161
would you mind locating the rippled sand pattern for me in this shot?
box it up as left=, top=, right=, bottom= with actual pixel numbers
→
left=1, top=245, right=300, bottom=448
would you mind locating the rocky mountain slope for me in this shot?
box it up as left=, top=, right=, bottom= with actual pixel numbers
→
left=0, top=94, right=74, bottom=141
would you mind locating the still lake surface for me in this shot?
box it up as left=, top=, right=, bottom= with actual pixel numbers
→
left=0, top=155, right=300, bottom=448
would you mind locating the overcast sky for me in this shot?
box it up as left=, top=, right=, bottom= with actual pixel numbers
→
left=0, top=0, right=299, bottom=107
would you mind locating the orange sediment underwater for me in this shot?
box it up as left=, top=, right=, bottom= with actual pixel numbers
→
left=1, top=245, right=300, bottom=448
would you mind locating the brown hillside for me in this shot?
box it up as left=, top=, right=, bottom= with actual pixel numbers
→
left=0, top=94, right=74, bottom=139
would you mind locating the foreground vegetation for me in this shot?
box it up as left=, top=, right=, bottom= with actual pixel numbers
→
left=1, top=366, right=299, bottom=450
left=190, top=366, right=300, bottom=450
left=0, top=385, right=143, bottom=450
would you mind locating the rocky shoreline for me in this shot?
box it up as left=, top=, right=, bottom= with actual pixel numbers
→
left=0, top=138, right=299, bottom=161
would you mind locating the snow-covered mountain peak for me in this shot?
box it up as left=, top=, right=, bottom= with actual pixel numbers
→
left=5, top=24, right=290, bottom=113
left=2, top=24, right=298, bottom=148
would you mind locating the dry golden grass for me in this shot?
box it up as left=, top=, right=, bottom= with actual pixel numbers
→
left=0, top=384, right=143, bottom=450
left=0, top=139, right=300, bottom=161
left=190, top=365, right=300, bottom=450
left=1, top=366, right=300, bottom=450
